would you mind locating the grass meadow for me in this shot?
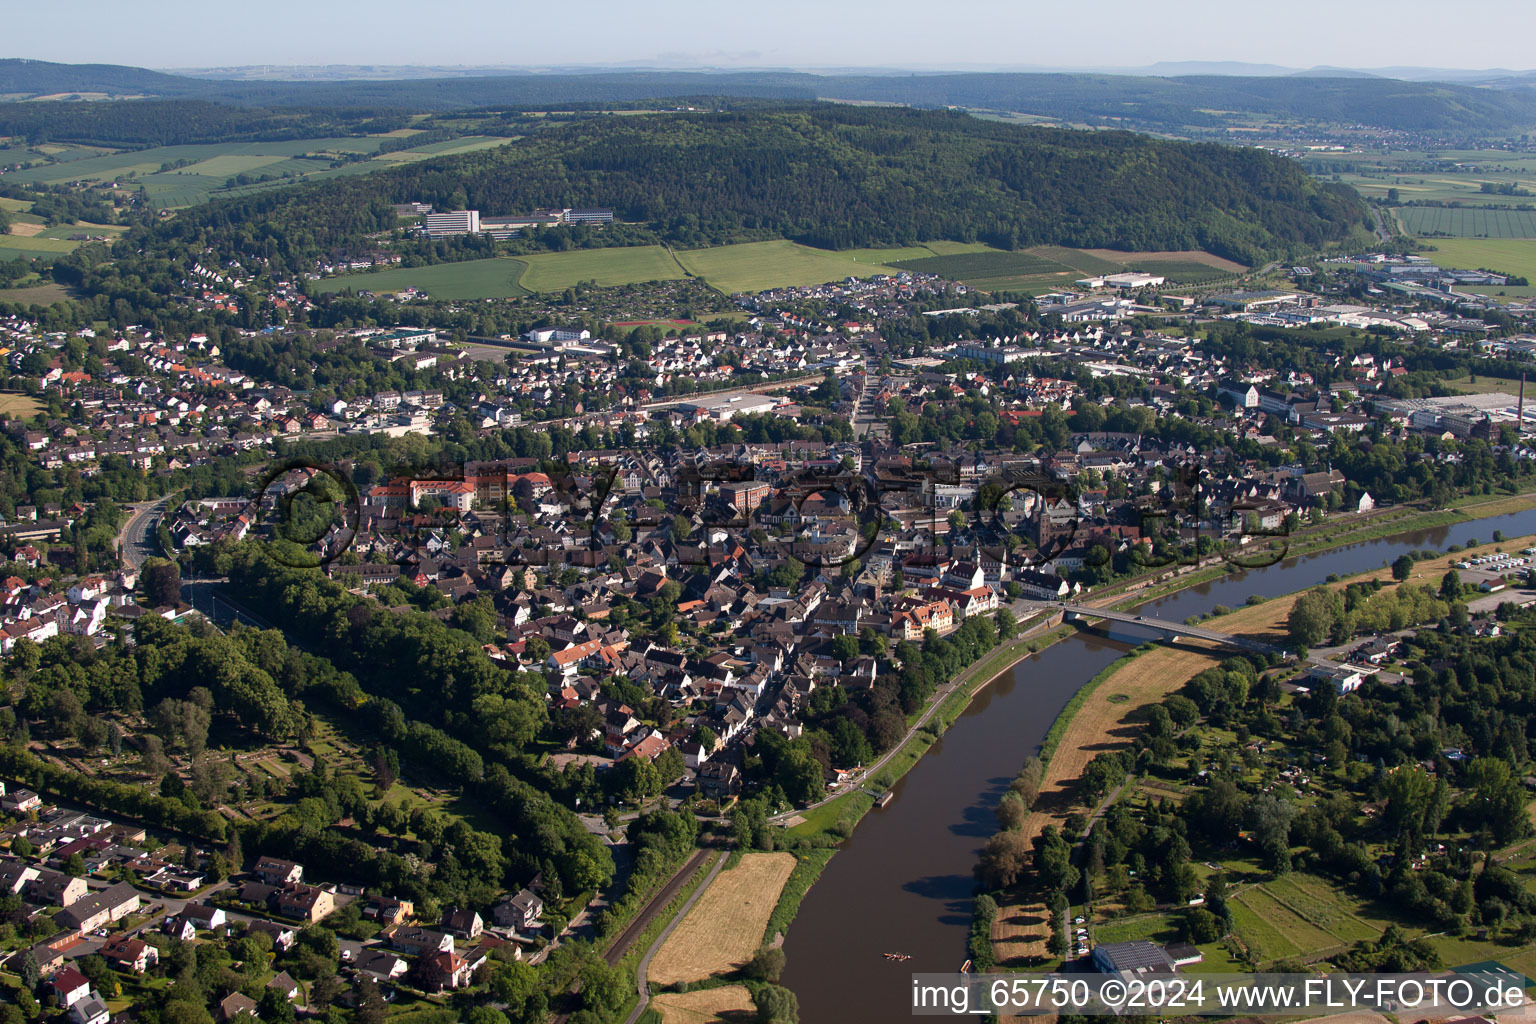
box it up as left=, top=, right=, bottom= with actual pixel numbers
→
left=517, top=245, right=685, bottom=290
left=1423, top=239, right=1536, bottom=281
left=314, top=257, right=529, bottom=299
left=674, top=239, right=894, bottom=293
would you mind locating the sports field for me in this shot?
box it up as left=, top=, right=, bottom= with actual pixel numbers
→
left=647, top=852, right=796, bottom=985
left=1398, top=207, right=1536, bottom=239
left=314, top=257, right=529, bottom=299
left=1422, top=239, right=1536, bottom=282
left=517, top=245, right=685, bottom=290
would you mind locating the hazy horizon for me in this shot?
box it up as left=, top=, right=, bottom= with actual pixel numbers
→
left=9, top=0, right=1536, bottom=76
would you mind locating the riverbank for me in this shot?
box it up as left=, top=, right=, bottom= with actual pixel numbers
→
left=776, top=494, right=1529, bottom=846
left=989, top=527, right=1536, bottom=966
left=1079, top=486, right=1536, bottom=614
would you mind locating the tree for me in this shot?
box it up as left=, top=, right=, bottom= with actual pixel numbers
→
left=1045, top=908, right=1069, bottom=957
left=355, top=978, right=388, bottom=1024
left=1439, top=570, right=1464, bottom=603
left=1383, top=765, right=1434, bottom=838
left=140, top=733, right=171, bottom=775
left=1183, top=906, right=1224, bottom=943
left=995, top=791, right=1027, bottom=831
left=63, top=851, right=86, bottom=878
left=831, top=634, right=860, bottom=663
left=995, top=607, right=1018, bottom=639
left=745, top=945, right=787, bottom=982
left=142, top=558, right=182, bottom=607
left=977, top=829, right=1031, bottom=889
left=1287, top=588, right=1338, bottom=647
left=1391, top=554, right=1414, bottom=581
left=1010, top=756, right=1043, bottom=809
left=1464, top=757, right=1528, bottom=844
left=1032, top=826, right=1078, bottom=894
left=17, top=949, right=38, bottom=991
left=755, top=984, right=799, bottom=1024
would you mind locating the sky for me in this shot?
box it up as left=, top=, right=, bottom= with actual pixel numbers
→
left=10, top=0, right=1536, bottom=73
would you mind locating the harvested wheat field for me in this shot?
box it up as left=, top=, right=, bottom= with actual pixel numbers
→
left=651, top=985, right=757, bottom=1024
left=648, top=852, right=796, bottom=985
left=992, top=530, right=1536, bottom=965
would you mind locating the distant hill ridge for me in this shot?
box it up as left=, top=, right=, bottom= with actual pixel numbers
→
left=162, top=104, right=1372, bottom=266
left=2, top=59, right=1535, bottom=134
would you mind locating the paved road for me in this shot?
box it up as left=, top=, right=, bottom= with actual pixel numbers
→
left=622, top=849, right=726, bottom=1024
left=117, top=496, right=170, bottom=569
left=182, top=578, right=275, bottom=630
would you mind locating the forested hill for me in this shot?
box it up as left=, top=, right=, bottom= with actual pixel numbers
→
left=5, top=59, right=1536, bottom=135
left=149, top=106, right=1370, bottom=264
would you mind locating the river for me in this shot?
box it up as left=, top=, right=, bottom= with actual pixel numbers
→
left=782, top=504, right=1536, bottom=1023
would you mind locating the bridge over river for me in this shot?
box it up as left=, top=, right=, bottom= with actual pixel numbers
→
left=1041, top=601, right=1288, bottom=657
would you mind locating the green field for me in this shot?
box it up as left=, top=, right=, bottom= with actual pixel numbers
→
left=891, top=248, right=1082, bottom=292
left=5, top=137, right=388, bottom=210
left=0, top=236, right=79, bottom=259
left=1444, top=373, right=1532, bottom=395
left=315, top=257, right=529, bottom=299
left=374, top=136, right=516, bottom=163
left=1135, top=259, right=1239, bottom=284
left=2, top=133, right=517, bottom=212
left=880, top=245, right=1237, bottom=292
left=1030, top=245, right=1127, bottom=276
left=1229, top=873, right=1390, bottom=964
left=1422, top=239, right=1536, bottom=281
left=889, top=248, right=1066, bottom=278
left=315, top=237, right=1245, bottom=299
left=0, top=283, right=76, bottom=306
left=517, top=245, right=685, bottom=290
left=1398, top=207, right=1536, bottom=239
left=840, top=244, right=962, bottom=265
left=674, top=239, right=896, bottom=293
